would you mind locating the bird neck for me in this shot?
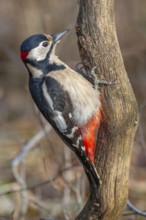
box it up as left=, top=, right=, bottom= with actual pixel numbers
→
left=26, top=55, right=67, bottom=78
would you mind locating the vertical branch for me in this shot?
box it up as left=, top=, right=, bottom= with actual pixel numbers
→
left=76, top=0, right=138, bottom=219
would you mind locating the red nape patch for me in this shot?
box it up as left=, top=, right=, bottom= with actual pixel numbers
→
left=20, top=51, right=28, bottom=60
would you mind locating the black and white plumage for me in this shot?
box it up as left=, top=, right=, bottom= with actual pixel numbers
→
left=20, top=29, right=102, bottom=198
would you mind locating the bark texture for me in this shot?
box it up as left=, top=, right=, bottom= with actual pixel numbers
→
left=76, top=0, right=138, bottom=219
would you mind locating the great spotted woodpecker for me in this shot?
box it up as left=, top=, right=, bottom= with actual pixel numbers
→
left=20, top=29, right=102, bottom=198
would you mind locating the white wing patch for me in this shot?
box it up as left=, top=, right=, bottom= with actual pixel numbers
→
left=42, top=82, right=67, bottom=133
left=53, top=111, right=67, bottom=132
left=81, top=146, right=86, bottom=151
left=42, top=82, right=54, bottom=109
left=73, top=136, right=82, bottom=148
left=66, top=126, right=78, bottom=138
left=69, top=112, right=72, bottom=119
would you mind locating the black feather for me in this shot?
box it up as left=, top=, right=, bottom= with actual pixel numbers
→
left=20, top=34, right=48, bottom=52
left=28, top=65, right=100, bottom=199
left=44, top=77, right=65, bottom=112
left=27, top=59, right=65, bottom=75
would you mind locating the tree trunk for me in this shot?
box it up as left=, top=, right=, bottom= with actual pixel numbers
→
left=76, top=0, right=138, bottom=219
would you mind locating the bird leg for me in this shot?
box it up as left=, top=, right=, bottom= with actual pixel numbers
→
left=75, top=63, right=116, bottom=90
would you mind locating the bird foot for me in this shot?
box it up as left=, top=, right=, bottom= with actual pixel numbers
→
left=75, top=63, right=116, bottom=90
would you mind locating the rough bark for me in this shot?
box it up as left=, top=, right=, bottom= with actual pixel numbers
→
left=76, top=0, right=138, bottom=220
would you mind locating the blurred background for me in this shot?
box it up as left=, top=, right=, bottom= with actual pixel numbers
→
left=0, top=0, right=146, bottom=219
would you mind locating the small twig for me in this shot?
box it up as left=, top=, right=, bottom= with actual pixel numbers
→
left=12, top=124, right=51, bottom=167
left=29, top=195, right=49, bottom=214
left=63, top=146, right=72, bottom=216
left=11, top=124, right=51, bottom=219
left=12, top=162, right=27, bottom=219
left=1, top=164, right=79, bottom=197
left=126, top=200, right=146, bottom=217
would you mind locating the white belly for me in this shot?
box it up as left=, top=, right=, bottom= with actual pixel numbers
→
left=49, top=68, right=101, bottom=126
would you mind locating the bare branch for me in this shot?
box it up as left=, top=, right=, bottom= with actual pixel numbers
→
left=11, top=124, right=51, bottom=219
left=127, top=200, right=146, bottom=217
left=0, top=164, right=79, bottom=197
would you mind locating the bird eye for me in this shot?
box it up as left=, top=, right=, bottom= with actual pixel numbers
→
left=42, top=41, right=49, bottom=47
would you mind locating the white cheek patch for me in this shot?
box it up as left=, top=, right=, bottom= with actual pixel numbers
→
left=27, top=42, right=52, bottom=61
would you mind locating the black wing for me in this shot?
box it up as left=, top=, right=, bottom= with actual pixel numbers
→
left=43, top=76, right=100, bottom=194
left=42, top=76, right=73, bottom=133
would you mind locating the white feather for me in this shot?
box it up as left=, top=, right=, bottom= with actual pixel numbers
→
left=26, top=64, right=43, bottom=78
left=42, top=82, right=54, bottom=109
left=48, top=68, right=101, bottom=126
left=27, top=41, right=52, bottom=61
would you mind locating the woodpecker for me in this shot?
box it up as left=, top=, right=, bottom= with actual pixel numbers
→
left=20, top=29, right=102, bottom=198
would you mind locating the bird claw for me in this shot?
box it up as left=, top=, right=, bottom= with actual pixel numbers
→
left=90, top=66, right=117, bottom=87
left=89, top=66, right=99, bottom=90
left=75, top=63, right=99, bottom=90
left=75, top=63, right=117, bottom=90
left=97, top=79, right=117, bottom=86
left=75, top=62, right=88, bottom=77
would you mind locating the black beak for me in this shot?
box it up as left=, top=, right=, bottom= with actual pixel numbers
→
left=51, top=29, right=70, bottom=42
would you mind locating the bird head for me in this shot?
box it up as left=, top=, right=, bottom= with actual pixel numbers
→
left=20, top=29, right=70, bottom=63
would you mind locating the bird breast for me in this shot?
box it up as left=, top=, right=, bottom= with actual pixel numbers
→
left=48, top=68, right=101, bottom=126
